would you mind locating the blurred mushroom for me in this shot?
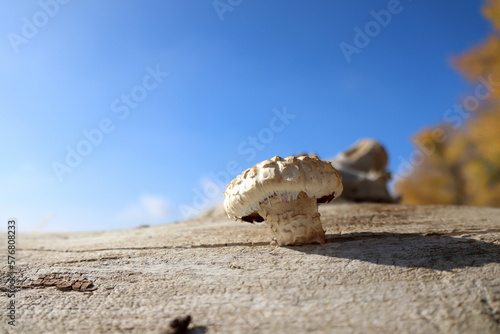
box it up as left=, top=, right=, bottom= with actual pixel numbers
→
left=330, top=139, right=394, bottom=203
left=224, top=155, right=343, bottom=246
left=332, top=138, right=388, bottom=173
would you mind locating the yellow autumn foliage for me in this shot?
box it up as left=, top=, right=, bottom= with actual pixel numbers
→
left=484, top=0, right=500, bottom=31
left=396, top=0, right=500, bottom=207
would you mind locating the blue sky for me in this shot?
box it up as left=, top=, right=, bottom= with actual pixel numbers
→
left=0, top=0, right=491, bottom=232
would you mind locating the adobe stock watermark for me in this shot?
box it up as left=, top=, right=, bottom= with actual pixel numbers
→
left=395, top=74, right=499, bottom=179
left=51, top=65, right=169, bottom=183
left=179, top=107, right=296, bottom=219
left=339, top=0, right=406, bottom=64
left=7, top=0, right=71, bottom=54
left=213, top=0, right=243, bottom=21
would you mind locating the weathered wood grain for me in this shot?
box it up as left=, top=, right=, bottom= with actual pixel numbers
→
left=1, top=204, right=499, bottom=333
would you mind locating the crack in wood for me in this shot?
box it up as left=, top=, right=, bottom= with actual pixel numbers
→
left=17, top=230, right=499, bottom=254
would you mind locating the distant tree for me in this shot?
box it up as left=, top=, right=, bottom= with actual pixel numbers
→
left=396, top=0, right=500, bottom=207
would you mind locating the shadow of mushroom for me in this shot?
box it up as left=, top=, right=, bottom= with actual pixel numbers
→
left=286, top=232, right=500, bottom=271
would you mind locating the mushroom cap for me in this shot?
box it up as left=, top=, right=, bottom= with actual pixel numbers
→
left=224, top=155, right=343, bottom=222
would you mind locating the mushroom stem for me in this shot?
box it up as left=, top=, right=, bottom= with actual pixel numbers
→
left=257, top=191, right=325, bottom=246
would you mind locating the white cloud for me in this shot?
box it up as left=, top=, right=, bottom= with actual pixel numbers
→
left=115, top=194, right=171, bottom=226
left=140, top=195, right=170, bottom=219
left=199, top=176, right=225, bottom=203
left=178, top=176, right=226, bottom=220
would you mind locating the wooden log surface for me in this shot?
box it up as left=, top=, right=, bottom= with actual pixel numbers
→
left=1, top=203, right=500, bottom=333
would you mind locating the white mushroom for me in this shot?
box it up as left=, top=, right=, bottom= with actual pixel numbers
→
left=224, top=155, right=343, bottom=246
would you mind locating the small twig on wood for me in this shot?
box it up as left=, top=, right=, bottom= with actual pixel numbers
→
left=164, top=315, right=192, bottom=334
